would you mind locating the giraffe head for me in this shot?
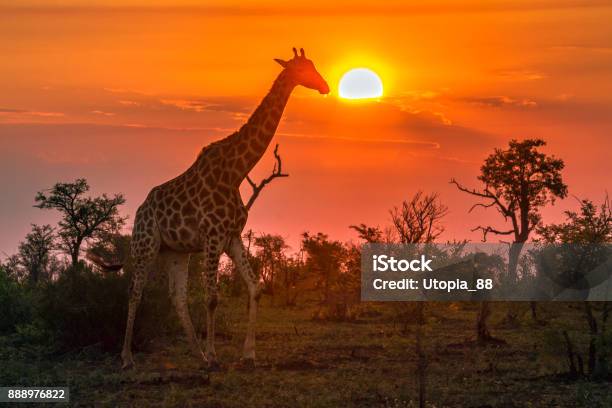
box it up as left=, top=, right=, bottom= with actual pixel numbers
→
left=274, top=48, right=330, bottom=95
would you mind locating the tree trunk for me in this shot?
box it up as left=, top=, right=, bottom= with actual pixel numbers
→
left=505, top=242, right=526, bottom=325
left=507, top=242, right=524, bottom=282
left=71, top=238, right=83, bottom=268
left=415, top=303, right=426, bottom=408
left=71, top=251, right=79, bottom=268
left=562, top=330, right=578, bottom=378
left=477, top=301, right=492, bottom=344
left=530, top=301, right=538, bottom=321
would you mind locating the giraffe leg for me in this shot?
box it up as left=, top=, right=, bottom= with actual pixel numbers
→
left=227, top=235, right=261, bottom=365
left=202, top=239, right=223, bottom=368
left=121, top=209, right=159, bottom=369
left=165, top=251, right=208, bottom=367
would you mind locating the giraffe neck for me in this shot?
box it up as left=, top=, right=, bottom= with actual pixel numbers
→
left=227, top=70, right=295, bottom=181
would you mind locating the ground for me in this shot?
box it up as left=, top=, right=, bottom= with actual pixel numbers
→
left=1, top=300, right=611, bottom=407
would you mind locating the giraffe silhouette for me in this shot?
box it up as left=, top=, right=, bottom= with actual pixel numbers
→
left=121, top=48, right=329, bottom=370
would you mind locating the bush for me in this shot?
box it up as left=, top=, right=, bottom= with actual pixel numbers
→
left=0, top=267, right=32, bottom=334
left=3, top=259, right=228, bottom=354
left=35, top=264, right=129, bottom=351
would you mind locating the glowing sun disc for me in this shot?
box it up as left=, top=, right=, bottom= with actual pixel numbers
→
left=338, top=68, right=383, bottom=99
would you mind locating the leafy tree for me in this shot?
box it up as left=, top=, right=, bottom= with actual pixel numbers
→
left=538, top=198, right=611, bottom=244
left=18, top=224, right=57, bottom=283
left=301, top=232, right=346, bottom=315
left=1, top=254, right=26, bottom=283
left=0, top=265, right=32, bottom=333
left=350, top=223, right=383, bottom=243
left=451, top=139, right=567, bottom=280
left=452, top=139, right=567, bottom=324
left=537, top=197, right=611, bottom=379
left=253, top=233, right=288, bottom=301
left=34, top=179, right=126, bottom=267
left=279, top=255, right=307, bottom=307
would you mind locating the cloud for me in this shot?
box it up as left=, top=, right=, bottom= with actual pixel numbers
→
left=549, top=45, right=612, bottom=54
left=0, top=108, right=25, bottom=113
left=160, top=99, right=209, bottom=112
left=159, top=98, right=251, bottom=116
left=462, top=96, right=538, bottom=108
left=6, top=1, right=612, bottom=16
left=278, top=131, right=442, bottom=149
left=0, top=108, right=65, bottom=119
left=494, top=69, right=546, bottom=81
left=91, top=110, right=115, bottom=116
left=118, top=100, right=140, bottom=107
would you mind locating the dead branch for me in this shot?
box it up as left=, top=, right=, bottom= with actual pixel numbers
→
left=450, top=178, right=520, bottom=242
left=245, top=144, right=289, bottom=210
left=471, top=225, right=514, bottom=242
left=450, top=178, right=513, bottom=219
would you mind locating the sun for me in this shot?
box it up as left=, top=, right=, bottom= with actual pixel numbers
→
left=338, top=68, right=383, bottom=100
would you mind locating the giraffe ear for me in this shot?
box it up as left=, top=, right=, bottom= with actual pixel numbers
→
left=274, top=58, right=288, bottom=68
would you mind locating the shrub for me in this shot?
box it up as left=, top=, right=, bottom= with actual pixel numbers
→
left=35, top=264, right=129, bottom=351
left=0, top=267, right=32, bottom=334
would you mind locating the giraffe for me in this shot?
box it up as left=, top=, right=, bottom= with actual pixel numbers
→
left=121, top=48, right=329, bottom=370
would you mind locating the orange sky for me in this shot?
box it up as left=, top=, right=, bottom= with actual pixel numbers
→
left=1, top=1, right=611, bottom=255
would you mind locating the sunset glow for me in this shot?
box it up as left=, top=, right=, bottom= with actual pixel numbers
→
left=0, top=1, right=611, bottom=257
left=338, top=68, right=383, bottom=99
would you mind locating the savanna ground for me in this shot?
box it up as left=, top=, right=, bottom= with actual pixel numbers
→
left=2, top=299, right=611, bottom=407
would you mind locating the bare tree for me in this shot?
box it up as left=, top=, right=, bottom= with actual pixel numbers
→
left=390, top=191, right=448, bottom=244
left=352, top=191, right=447, bottom=407
left=245, top=144, right=288, bottom=210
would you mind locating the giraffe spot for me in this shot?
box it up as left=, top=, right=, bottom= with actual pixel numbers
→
left=179, top=228, right=191, bottom=240
left=218, top=185, right=230, bottom=196
left=171, top=213, right=182, bottom=228
left=182, top=202, right=196, bottom=216
left=249, top=138, right=262, bottom=151
left=264, top=120, right=276, bottom=133
left=212, top=192, right=225, bottom=205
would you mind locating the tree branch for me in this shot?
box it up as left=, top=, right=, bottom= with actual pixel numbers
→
left=245, top=144, right=289, bottom=210
left=450, top=178, right=512, bottom=218
left=471, top=225, right=515, bottom=242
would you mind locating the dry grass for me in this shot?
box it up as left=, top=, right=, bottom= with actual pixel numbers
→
left=1, top=300, right=611, bottom=407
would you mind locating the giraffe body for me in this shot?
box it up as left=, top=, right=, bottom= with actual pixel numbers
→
left=121, top=48, right=329, bottom=369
